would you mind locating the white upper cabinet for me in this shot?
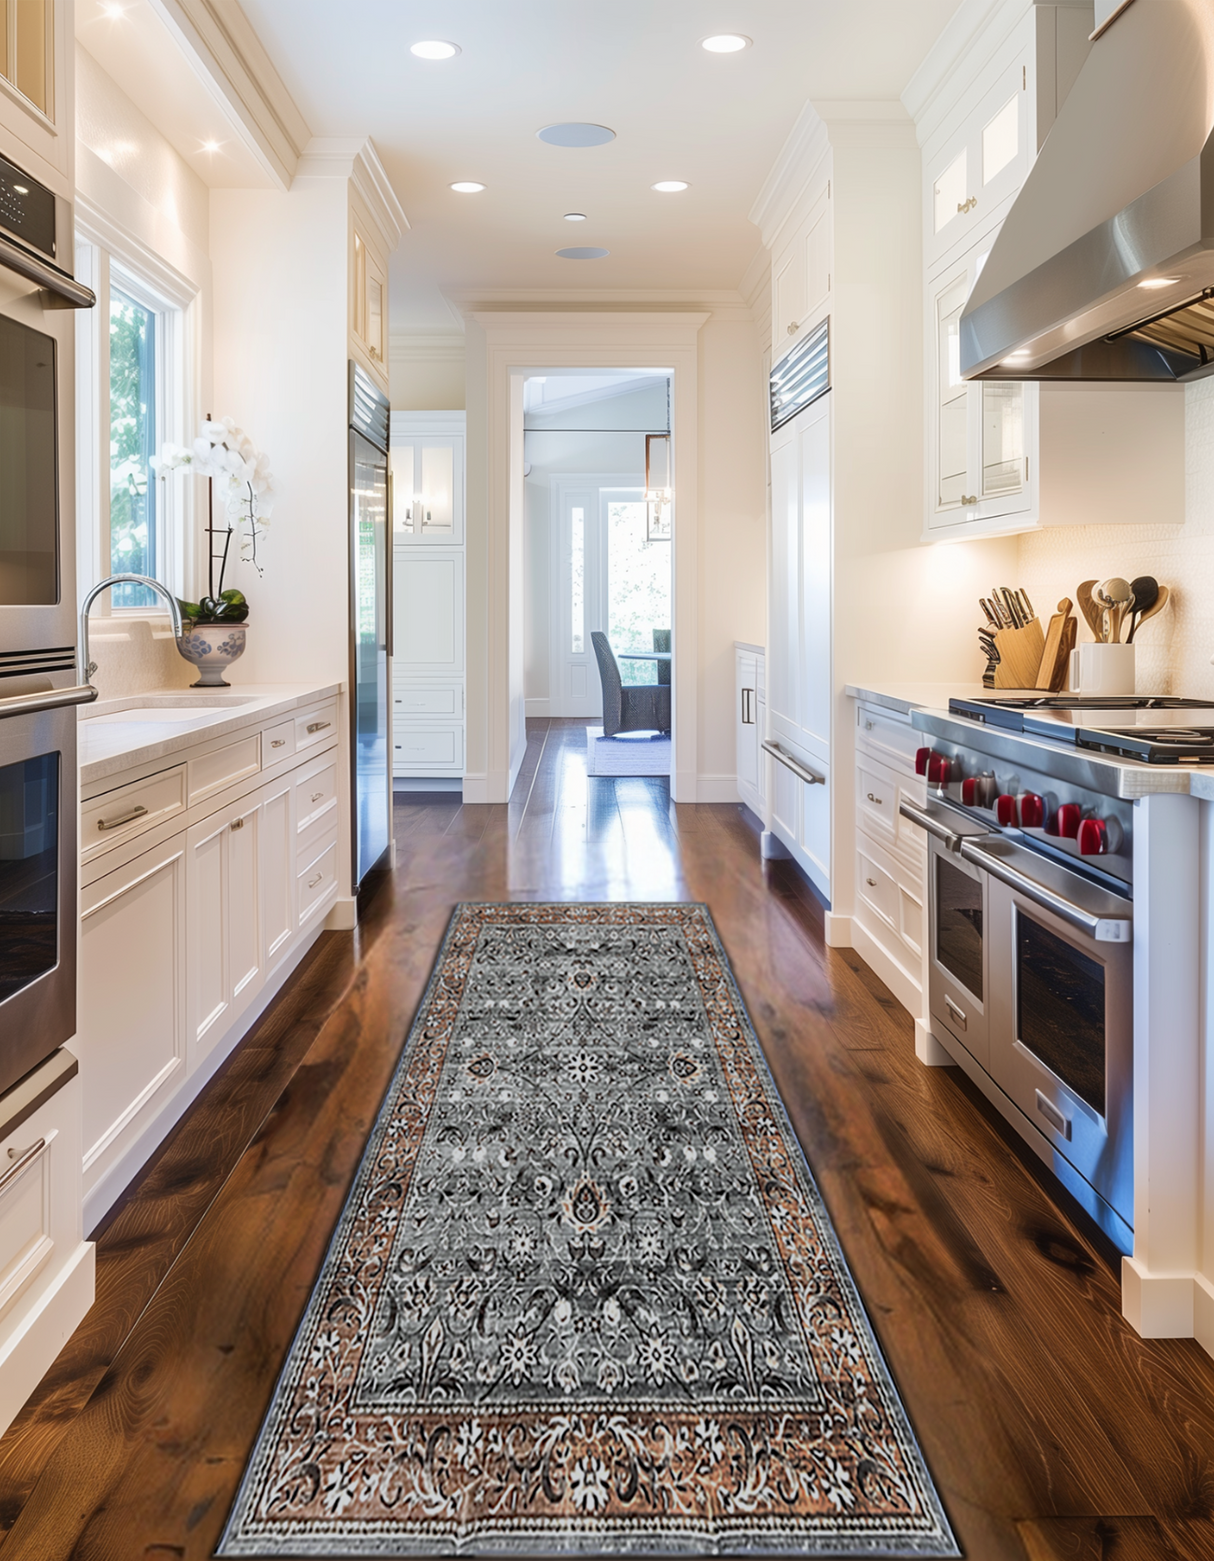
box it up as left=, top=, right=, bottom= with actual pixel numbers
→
left=772, top=183, right=831, bottom=363
left=0, top=0, right=68, bottom=185
left=912, top=0, right=1185, bottom=539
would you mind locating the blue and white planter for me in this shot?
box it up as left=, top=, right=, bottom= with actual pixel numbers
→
left=175, top=621, right=249, bottom=687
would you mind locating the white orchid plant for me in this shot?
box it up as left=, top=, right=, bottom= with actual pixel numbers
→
left=154, top=417, right=276, bottom=623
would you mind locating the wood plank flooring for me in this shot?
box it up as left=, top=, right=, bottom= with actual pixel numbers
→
left=1, top=715, right=1213, bottom=1559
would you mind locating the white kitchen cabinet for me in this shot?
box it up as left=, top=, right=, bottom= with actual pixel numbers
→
left=0, top=0, right=71, bottom=187
left=391, top=412, right=466, bottom=783
left=735, top=644, right=764, bottom=817
left=350, top=217, right=389, bottom=391
left=766, top=394, right=832, bottom=899
left=771, top=184, right=831, bottom=365
left=78, top=836, right=188, bottom=1201
left=77, top=694, right=342, bottom=1227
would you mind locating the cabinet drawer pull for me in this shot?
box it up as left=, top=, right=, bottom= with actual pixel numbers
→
left=866, top=791, right=883, bottom=805
left=0, top=1138, right=47, bottom=1194
left=306, top=720, right=331, bottom=734
left=311, top=790, right=324, bottom=802
left=960, top=494, right=978, bottom=506
left=943, top=994, right=968, bottom=1031
left=865, top=877, right=877, bottom=887
left=231, top=818, right=245, bottom=830
left=270, top=738, right=286, bottom=748
left=98, top=803, right=148, bottom=832
left=307, top=870, right=323, bottom=889
left=787, top=320, right=799, bottom=335
left=957, top=195, right=977, bottom=214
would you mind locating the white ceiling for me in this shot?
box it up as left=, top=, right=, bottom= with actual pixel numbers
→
left=237, top=0, right=962, bottom=329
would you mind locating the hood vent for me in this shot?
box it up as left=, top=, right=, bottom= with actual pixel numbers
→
left=960, top=0, right=1214, bottom=382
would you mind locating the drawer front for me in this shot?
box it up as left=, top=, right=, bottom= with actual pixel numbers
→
left=295, top=757, right=338, bottom=832
left=295, top=700, right=339, bottom=754
left=298, top=838, right=338, bottom=924
left=393, top=685, right=460, bottom=717
left=0, top=1127, right=53, bottom=1316
left=856, top=834, right=925, bottom=964
left=856, top=702, right=921, bottom=772
left=188, top=734, right=261, bottom=805
left=262, top=720, right=296, bottom=763
left=394, top=726, right=463, bottom=769
left=82, top=764, right=186, bottom=864
left=856, top=754, right=899, bottom=848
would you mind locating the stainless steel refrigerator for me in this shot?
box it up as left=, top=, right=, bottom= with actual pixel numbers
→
left=348, top=364, right=392, bottom=895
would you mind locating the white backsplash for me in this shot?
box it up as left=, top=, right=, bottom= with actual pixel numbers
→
left=86, top=614, right=196, bottom=700
left=1017, top=377, right=1214, bottom=698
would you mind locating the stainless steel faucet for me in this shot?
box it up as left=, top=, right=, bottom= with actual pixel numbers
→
left=79, top=575, right=183, bottom=685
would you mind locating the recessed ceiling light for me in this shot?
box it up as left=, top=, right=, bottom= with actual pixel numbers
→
left=201, top=140, right=220, bottom=153
left=701, top=33, right=751, bottom=52
left=556, top=246, right=610, bottom=260
left=411, top=40, right=459, bottom=59
left=100, top=1, right=126, bottom=15
left=652, top=181, right=689, bottom=193
left=538, top=123, right=615, bottom=148
left=450, top=181, right=485, bottom=193
left=1138, top=277, right=1180, bottom=289
left=564, top=212, right=588, bottom=221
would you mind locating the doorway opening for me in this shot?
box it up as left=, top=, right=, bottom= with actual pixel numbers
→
left=523, top=370, right=672, bottom=778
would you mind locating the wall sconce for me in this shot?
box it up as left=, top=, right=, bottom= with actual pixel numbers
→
left=645, top=433, right=672, bottom=541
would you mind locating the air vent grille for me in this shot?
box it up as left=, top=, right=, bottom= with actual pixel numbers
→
left=349, top=362, right=390, bottom=453
left=770, top=318, right=830, bottom=432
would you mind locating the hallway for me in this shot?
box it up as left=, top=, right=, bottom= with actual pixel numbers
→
left=0, top=720, right=1212, bottom=1559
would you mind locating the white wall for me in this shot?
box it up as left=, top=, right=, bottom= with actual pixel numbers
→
left=390, top=332, right=466, bottom=410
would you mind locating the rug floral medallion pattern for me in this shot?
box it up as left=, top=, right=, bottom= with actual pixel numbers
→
left=220, top=903, right=958, bottom=1557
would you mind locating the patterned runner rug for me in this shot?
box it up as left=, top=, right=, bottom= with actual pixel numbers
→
left=220, top=903, right=957, bottom=1557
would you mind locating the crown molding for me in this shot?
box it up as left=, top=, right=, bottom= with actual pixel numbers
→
left=748, top=102, right=830, bottom=246
left=147, top=0, right=311, bottom=190
left=738, top=245, right=769, bottom=311
left=446, top=287, right=750, bottom=322
left=294, top=136, right=408, bottom=249
left=389, top=330, right=466, bottom=363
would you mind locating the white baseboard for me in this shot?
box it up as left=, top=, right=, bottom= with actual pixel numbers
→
left=695, top=774, right=740, bottom=803
left=525, top=698, right=550, bottom=717
left=324, top=895, right=357, bottom=930
left=394, top=777, right=462, bottom=793
left=0, top=1240, right=94, bottom=1438
left=1122, top=1255, right=1196, bottom=1339
left=462, top=771, right=512, bottom=803
left=1195, top=1273, right=1214, bottom=1359
left=914, top=1018, right=953, bottom=1066
left=823, top=912, right=851, bottom=948
left=760, top=829, right=791, bottom=861
left=849, top=919, right=922, bottom=1018
left=83, top=918, right=330, bottom=1234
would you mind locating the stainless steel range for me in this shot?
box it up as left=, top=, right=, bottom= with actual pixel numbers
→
left=896, top=693, right=1213, bottom=1254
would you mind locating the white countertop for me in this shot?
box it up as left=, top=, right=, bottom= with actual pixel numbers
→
left=78, top=682, right=342, bottom=786
left=844, top=681, right=991, bottom=716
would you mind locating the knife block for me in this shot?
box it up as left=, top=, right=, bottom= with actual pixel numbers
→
left=993, top=620, right=1045, bottom=688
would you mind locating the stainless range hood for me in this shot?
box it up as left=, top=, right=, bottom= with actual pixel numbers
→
left=960, top=0, right=1214, bottom=381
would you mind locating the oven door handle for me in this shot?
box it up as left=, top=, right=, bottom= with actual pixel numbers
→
left=898, top=797, right=970, bottom=852
left=959, top=837, right=1132, bottom=943
left=0, top=684, right=99, bottom=721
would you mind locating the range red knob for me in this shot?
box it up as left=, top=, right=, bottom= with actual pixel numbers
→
left=995, top=794, right=1018, bottom=827
left=1018, top=792, right=1045, bottom=829
left=1077, top=817, right=1109, bottom=856
left=915, top=747, right=933, bottom=776
left=927, top=753, right=951, bottom=785
left=961, top=776, right=979, bottom=806
left=1056, top=802, right=1082, bottom=839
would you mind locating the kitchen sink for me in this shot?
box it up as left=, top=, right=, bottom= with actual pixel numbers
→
left=82, top=697, right=258, bottom=725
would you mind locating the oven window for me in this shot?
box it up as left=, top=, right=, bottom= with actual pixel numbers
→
left=0, top=315, right=57, bottom=606
left=936, top=855, right=983, bottom=999
left=0, top=754, right=58, bottom=1006
left=1016, top=914, right=1105, bottom=1114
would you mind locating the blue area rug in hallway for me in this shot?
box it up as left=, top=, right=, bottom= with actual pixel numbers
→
left=219, top=902, right=958, bottom=1557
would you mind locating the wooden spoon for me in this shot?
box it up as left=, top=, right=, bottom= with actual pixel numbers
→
left=1129, top=584, right=1170, bottom=640
left=1076, top=580, right=1104, bottom=641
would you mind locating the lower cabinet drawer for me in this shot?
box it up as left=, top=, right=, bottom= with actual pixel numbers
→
left=298, top=837, right=338, bottom=924
left=82, top=764, right=186, bottom=864
left=856, top=702, right=921, bottom=770
left=295, top=700, right=339, bottom=754
left=394, top=726, right=464, bottom=769
left=393, top=685, right=460, bottom=717
left=856, top=833, right=925, bottom=964
left=295, top=756, right=338, bottom=832
left=188, top=734, right=261, bottom=805
left=262, top=720, right=296, bottom=763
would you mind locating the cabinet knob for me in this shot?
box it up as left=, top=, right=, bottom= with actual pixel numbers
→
left=271, top=738, right=286, bottom=748
left=231, top=818, right=244, bottom=830
left=956, top=195, right=978, bottom=214
left=787, top=321, right=799, bottom=335
left=311, top=790, right=324, bottom=803
left=865, top=877, right=877, bottom=887
left=960, top=494, right=978, bottom=506
left=866, top=791, right=883, bottom=805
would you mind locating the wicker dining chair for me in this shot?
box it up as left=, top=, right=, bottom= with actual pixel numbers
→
left=591, top=632, right=672, bottom=738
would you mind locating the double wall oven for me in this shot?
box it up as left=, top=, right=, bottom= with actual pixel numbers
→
left=903, top=714, right=1137, bottom=1251
left=0, top=153, right=96, bottom=1099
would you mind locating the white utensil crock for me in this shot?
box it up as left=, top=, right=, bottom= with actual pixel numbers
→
left=1069, top=642, right=1136, bottom=696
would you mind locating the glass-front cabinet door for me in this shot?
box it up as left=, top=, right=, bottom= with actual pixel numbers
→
left=390, top=436, right=463, bottom=544
left=927, top=232, right=1035, bottom=537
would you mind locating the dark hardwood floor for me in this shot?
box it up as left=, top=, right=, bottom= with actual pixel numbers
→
left=1, top=715, right=1212, bottom=1560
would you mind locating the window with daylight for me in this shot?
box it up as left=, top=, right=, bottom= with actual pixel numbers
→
left=76, top=235, right=194, bottom=614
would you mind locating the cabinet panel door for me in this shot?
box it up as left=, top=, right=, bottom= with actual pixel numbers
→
left=767, top=429, right=799, bottom=738
left=798, top=399, right=832, bottom=759
left=78, top=840, right=187, bottom=1191
left=227, top=802, right=262, bottom=1012
left=394, top=550, right=464, bottom=678
left=773, top=244, right=807, bottom=351
left=187, top=816, right=229, bottom=1056
left=736, top=652, right=758, bottom=797
left=261, top=780, right=294, bottom=966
